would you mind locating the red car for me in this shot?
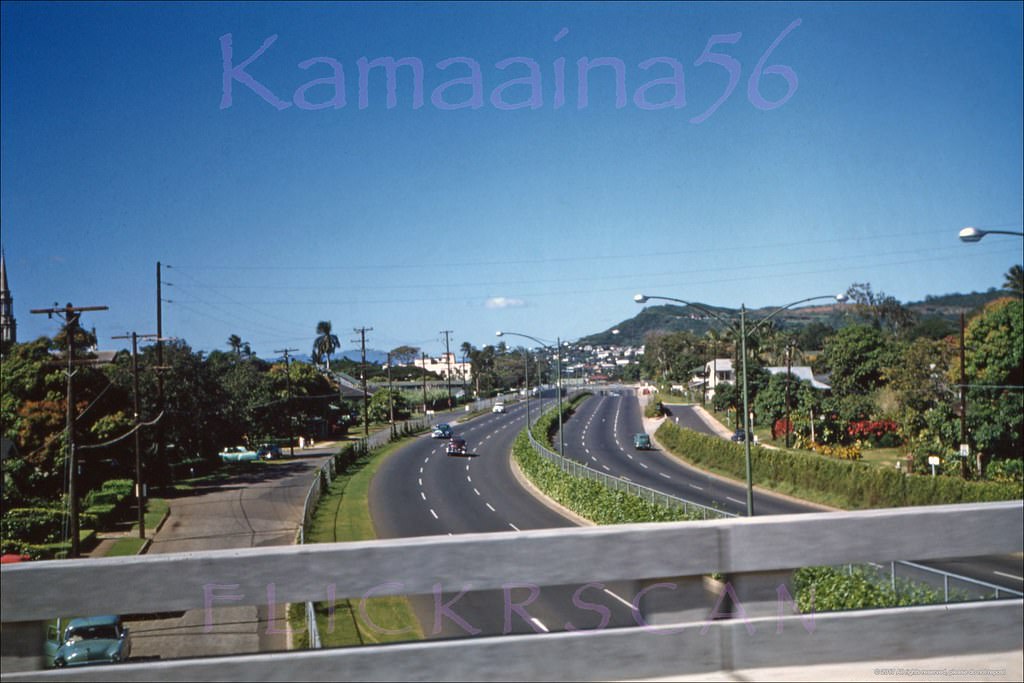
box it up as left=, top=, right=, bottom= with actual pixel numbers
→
left=446, top=438, right=467, bottom=456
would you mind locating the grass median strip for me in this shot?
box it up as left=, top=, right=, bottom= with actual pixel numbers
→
left=297, top=440, right=425, bottom=648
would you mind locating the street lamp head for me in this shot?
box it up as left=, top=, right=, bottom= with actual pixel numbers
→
left=495, top=331, right=504, bottom=337
left=959, top=227, right=984, bottom=243
left=611, top=328, right=620, bottom=335
left=834, top=293, right=848, bottom=303
left=634, top=294, right=649, bottom=304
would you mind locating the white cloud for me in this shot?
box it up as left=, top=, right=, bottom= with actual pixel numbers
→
left=485, top=297, right=526, bottom=309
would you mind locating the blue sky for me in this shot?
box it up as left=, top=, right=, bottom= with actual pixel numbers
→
left=2, top=2, right=1022, bottom=359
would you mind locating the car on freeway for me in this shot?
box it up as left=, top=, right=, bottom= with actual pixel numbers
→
left=730, top=429, right=747, bottom=443
left=219, top=445, right=259, bottom=463
left=492, top=402, right=506, bottom=414
left=257, top=443, right=284, bottom=460
left=46, top=615, right=132, bottom=668
left=446, top=437, right=468, bottom=456
left=633, top=433, right=652, bottom=450
left=431, top=423, right=453, bottom=439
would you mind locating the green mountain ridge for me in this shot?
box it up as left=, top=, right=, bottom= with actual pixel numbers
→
left=582, top=289, right=1013, bottom=347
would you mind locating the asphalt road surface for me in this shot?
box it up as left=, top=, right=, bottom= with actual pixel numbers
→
left=370, top=393, right=641, bottom=641
left=125, top=451, right=333, bottom=662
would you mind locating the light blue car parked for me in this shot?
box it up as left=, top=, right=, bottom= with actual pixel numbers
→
left=46, top=615, right=131, bottom=668
left=219, top=445, right=259, bottom=463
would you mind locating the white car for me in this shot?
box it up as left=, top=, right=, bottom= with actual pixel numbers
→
left=492, top=402, right=505, bottom=414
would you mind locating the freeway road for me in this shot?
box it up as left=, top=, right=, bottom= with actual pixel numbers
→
left=371, top=393, right=641, bottom=640
left=558, top=388, right=1023, bottom=596
left=559, top=390, right=811, bottom=516
left=125, top=451, right=334, bottom=661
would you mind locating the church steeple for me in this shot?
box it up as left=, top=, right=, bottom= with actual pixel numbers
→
left=0, top=249, right=16, bottom=347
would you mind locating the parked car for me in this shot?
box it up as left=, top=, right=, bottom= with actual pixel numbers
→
left=46, top=615, right=131, bottom=668
left=492, top=402, right=506, bottom=414
left=257, top=444, right=284, bottom=460
left=446, top=437, right=468, bottom=456
left=633, top=433, right=652, bottom=450
left=431, top=423, right=453, bottom=439
left=730, top=429, right=747, bottom=443
left=219, top=446, right=259, bottom=463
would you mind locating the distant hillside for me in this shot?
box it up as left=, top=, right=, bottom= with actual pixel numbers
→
left=582, top=289, right=1011, bottom=347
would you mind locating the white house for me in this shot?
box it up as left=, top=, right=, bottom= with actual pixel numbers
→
left=410, top=353, right=472, bottom=382
left=691, top=358, right=831, bottom=401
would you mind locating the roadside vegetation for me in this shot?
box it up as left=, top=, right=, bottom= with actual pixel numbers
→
left=640, top=286, right=1022, bottom=486
left=289, top=439, right=424, bottom=649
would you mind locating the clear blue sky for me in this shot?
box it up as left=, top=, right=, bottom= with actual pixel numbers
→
left=2, top=2, right=1022, bottom=359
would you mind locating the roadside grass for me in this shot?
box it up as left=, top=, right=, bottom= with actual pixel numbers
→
left=106, top=536, right=147, bottom=556
left=301, top=440, right=425, bottom=647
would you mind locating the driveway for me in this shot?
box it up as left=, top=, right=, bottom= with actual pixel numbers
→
left=126, top=452, right=332, bottom=662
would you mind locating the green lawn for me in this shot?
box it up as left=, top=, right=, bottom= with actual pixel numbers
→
left=299, top=441, right=424, bottom=647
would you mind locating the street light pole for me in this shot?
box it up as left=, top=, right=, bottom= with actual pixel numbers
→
left=497, top=331, right=564, bottom=458
left=634, top=292, right=846, bottom=517
left=958, top=226, right=1024, bottom=242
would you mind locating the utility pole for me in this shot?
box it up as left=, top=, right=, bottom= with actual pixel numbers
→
left=155, top=262, right=169, bottom=487
left=275, top=348, right=299, bottom=456
left=112, top=331, right=165, bottom=539
left=31, top=303, right=108, bottom=558
left=386, top=352, right=395, bottom=439
left=353, top=327, right=373, bottom=438
left=441, top=330, right=454, bottom=410
left=785, top=341, right=793, bottom=449
left=421, top=352, right=428, bottom=416
left=959, top=313, right=970, bottom=478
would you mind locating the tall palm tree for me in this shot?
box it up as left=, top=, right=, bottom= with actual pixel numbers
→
left=227, top=334, right=243, bottom=357
left=313, top=321, right=341, bottom=371
left=1004, top=264, right=1024, bottom=297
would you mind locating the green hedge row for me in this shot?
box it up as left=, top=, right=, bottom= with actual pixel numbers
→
left=655, top=421, right=1022, bottom=509
left=1, top=507, right=100, bottom=544
left=793, top=566, right=955, bottom=613
left=513, top=429, right=703, bottom=524
left=1, top=529, right=96, bottom=560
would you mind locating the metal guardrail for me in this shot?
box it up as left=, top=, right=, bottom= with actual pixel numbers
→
left=2, top=502, right=1021, bottom=680
left=852, top=560, right=1024, bottom=602
left=526, top=395, right=737, bottom=520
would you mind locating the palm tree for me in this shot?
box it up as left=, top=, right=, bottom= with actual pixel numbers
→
left=1004, top=264, right=1024, bottom=297
left=313, top=321, right=341, bottom=371
left=227, top=334, right=243, bottom=357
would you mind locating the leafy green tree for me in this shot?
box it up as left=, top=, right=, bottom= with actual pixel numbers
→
left=883, top=337, right=955, bottom=445
left=363, top=388, right=411, bottom=423
left=312, top=321, right=341, bottom=370
left=845, top=283, right=917, bottom=336
left=390, top=345, right=420, bottom=366
left=1004, top=264, right=1024, bottom=297
left=959, top=298, right=1023, bottom=461
left=821, top=325, right=893, bottom=396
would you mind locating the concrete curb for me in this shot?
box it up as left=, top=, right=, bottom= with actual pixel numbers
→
left=508, top=444, right=596, bottom=528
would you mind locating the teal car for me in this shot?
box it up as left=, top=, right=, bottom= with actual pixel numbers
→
left=46, top=615, right=131, bottom=668
left=219, top=445, right=259, bottom=463
left=633, top=433, right=652, bottom=450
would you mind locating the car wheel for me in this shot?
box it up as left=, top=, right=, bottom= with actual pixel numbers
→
left=54, top=659, right=66, bottom=668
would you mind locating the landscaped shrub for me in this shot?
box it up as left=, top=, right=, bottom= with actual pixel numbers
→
left=793, top=565, right=946, bottom=613
left=655, top=421, right=1022, bottom=508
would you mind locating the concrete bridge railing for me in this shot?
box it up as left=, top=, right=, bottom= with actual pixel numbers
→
left=2, top=501, right=1021, bottom=681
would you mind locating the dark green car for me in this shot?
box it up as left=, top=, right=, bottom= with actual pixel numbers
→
left=633, top=433, right=652, bottom=450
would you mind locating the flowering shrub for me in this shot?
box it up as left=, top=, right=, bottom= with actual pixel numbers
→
left=772, top=418, right=793, bottom=440
left=847, top=419, right=901, bottom=447
left=808, top=441, right=862, bottom=460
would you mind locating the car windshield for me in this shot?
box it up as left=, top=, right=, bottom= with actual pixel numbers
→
left=66, top=624, right=118, bottom=641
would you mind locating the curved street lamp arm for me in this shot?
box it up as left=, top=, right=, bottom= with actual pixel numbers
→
left=634, top=295, right=736, bottom=330
left=746, top=294, right=846, bottom=335
left=496, top=330, right=555, bottom=350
